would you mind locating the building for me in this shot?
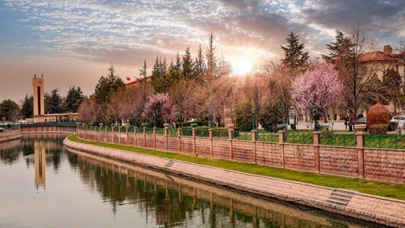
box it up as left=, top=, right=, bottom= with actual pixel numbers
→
left=125, top=76, right=151, bottom=88
left=28, top=74, right=79, bottom=122
left=359, top=45, right=405, bottom=81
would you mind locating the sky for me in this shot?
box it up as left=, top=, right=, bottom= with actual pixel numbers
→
left=1, top=0, right=405, bottom=103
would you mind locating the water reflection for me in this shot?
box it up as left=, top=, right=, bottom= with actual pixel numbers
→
left=66, top=148, right=384, bottom=228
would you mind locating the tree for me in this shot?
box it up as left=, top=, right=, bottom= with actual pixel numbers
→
left=234, top=101, right=253, bottom=131
left=259, top=99, right=284, bottom=132
left=241, top=73, right=268, bottom=126
left=94, top=64, right=125, bottom=104
left=77, top=97, right=98, bottom=123
left=291, top=64, right=343, bottom=118
left=193, top=44, right=206, bottom=81
left=206, top=33, right=217, bottom=81
left=151, top=57, right=168, bottom=92
left=182, top=46, right=194, bottom=79
left=21, top=94, right=33, bottom=119
left=141, top=93, right=177, bottom=126
left=0, top=99, right=20, bottom=121
left=323, top=28, right=376, bottom=121
left=139, top=60, right=148, bottom=102
left=45, top=89, right=63, bottom=114
left=63, top=86, right=84, bottom=113
left=281, top=32, right=309, bottom=72
left=215, top=55, right=232, bottom=78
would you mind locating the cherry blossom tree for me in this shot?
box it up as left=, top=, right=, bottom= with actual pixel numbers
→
left=291, top=64, right=343, bottom=119
left=141, top=93, right=177, bottom=126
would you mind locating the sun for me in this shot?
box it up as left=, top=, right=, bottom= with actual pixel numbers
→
left=231, top=58, right=254, bottom=76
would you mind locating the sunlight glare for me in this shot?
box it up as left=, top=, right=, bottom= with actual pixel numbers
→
left=231, top=59, right=254, bottom=76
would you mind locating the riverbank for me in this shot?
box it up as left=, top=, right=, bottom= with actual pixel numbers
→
left=0, top=129, right=22, bottom=144
left=64, top=136, right=405, bottom=227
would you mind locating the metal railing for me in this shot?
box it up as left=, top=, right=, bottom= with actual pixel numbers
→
left=285, top=132, right=313, bottom=144
left=365, top=134, right=405, bottom=149
left=320, top=133, right=356, bottom=147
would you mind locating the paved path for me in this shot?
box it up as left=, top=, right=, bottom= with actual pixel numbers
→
left=64, top=137, right=405, bottom=227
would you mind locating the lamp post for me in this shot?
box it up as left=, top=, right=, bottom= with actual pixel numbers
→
left=209, top=109, right=213, bottom=128
left=176, top=112, right=180, bottom=128
left=313, top=105, right=320, bottom=131
left=153, top=112, right=156, bottom=128
left=251, top=108, right=256, bottom=130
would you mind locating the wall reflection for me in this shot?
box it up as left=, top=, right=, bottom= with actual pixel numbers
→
left=66, top=148, right=382, bottom=228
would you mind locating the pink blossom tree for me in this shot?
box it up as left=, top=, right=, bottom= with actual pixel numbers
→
left=291, top=64, right=343, bottom=118
left=141, top=93, right=177, bottom=126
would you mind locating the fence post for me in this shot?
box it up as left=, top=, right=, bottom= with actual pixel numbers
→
left=356, top=131, right=365, bottom=178
left=112, top=126, right=114, bottom=143
left=209, top=129, right=213, bottom=158
left=153, top=127, right=157, bottom=149
left=143, top=127, right=146, bottom=147
left=192, top=127, right=196, bottom=155
left=178, top=128, right=182, bottom=152
left=313, top=131, right=321, bottom=173
left=279, top=130, right=285, bottom=168
left=229, top=128, right=234, bottom=160
left=251, top=130, right=257, bottom=163
left=164, top=126, right=169, bottom=151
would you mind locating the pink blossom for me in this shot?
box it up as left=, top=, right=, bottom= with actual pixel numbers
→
left=142, top=93, right=177, bottom=122
left=291, top=64, right=343, bottom=114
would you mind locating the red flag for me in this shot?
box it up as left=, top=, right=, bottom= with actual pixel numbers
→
left=126, top=77, right=131, bottom=81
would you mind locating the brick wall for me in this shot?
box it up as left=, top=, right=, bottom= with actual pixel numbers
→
left=195, top=138, right=211, bottom=157
left=320, top=146, right=358, bottom=177
left=180, top=136, right=193, bottom=155
left=256, top=142, right=282, bottom=167
left=76, top=129, right=405, bottom=184
left=212, top=139, right=229, bottom=159
left=232, top=140, right=254, bottom=163
left=364, top=149, right=405, bottom=183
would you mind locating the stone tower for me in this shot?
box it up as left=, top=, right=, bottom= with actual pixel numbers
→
left=33, top=74, right=45, bottom=116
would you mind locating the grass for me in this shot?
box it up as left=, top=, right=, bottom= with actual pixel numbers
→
left=68, top=134, right=405, bottom=201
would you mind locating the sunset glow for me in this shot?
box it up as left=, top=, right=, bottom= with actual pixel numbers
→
left=231, top=59, right=254, bottom=76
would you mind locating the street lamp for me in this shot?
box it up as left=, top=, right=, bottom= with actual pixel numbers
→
left=312, top=105, right=320, bottom=131
left=251, top=108, right=256, bottom=130
left=176, top=112, right=180, bottom=128
left=153, top=112, right=156, bottom=128
left=209, top=109, right=213, bottom=128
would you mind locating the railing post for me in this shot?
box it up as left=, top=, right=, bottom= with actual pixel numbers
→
left=192, top=127, right=196, bottom=155
left=209, top=129, right=213, bottom=158
left=112, top=126, right=114, bottom=143
left=279, top=130, right=285, bottom=168
left=356, top=131, right=365, bottom=178
left=251, top=130, right=257, bottom=163
left=134, top=127, right=137, bottom=146
left=164, top=126, right=169, bottom=151
left=177, top=128, right=182, bottom=152
left=99, top=126, right=102, bottom=142
left=229, top=128, right=234, bottom=160
left=313, top=131, right=321, bottom=173
left=153, top=127, right=157, bottom=149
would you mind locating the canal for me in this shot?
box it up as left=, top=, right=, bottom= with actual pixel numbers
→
left=0, top=135, right=387, bottom=228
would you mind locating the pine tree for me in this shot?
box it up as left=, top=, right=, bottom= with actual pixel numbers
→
left=281, top=32, right=309, bottom=72
left=206, top=32, right=217, bottom=81
left=182, top=46, right=194, bottom=79
left=139, top=60, right=147, bottom=102
left=193, top=44, right=206, bottom=80
left=21, top=94, right=33, bottom=119
left=63, top=86, right=84, bottom=113
left=175, top=52, right=181, bottom=72
left=44, top=89, right=63, bottom=114
left=95, top=63, right=125, bottom=103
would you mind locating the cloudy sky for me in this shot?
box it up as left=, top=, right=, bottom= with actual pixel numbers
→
left=1, top=0, right=405, bottom=103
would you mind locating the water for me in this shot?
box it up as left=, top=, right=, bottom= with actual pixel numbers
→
left=0, top=135, right=387, bottom=228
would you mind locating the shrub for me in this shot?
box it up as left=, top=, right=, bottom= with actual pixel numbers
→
left=367, top=103, right=390, bottom=134
left=234, top=101, right=253, bottom=131
left=259, top=100, right=284, bottom=132
left=368, top=124, right=388, bottom=134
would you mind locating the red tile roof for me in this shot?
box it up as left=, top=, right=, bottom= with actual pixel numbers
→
left=126, top=76, right=151, bottom=87
left=359, top=51, right=399, bottom=62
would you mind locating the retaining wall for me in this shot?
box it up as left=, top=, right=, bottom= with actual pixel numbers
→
left=77, top=128, right=405, bottom=184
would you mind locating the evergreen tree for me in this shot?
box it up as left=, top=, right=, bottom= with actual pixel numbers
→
left=281, top=32, right=309, bottom=72
left=322, top=30, right=354, bottom=65
left=45, top=89, right=63, bottom=114
left=193, top=44, right=206, bottom=80
left=182, top=46, right=194, bottom=79
left=206, top=32, right=217, bottom=81
left=139, top=60, right=147, bottom=102
left=95, top=64, right=125, bottom=103
left=21, top=94, right=33, bottom=119
left=63, top=86, right=84, bottom=113
left=175, top=52, right=182, bottom=72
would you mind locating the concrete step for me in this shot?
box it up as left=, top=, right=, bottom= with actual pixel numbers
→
left=327, top=189, right=354, bottom=206
left=326, top=198, right=348, bottom=206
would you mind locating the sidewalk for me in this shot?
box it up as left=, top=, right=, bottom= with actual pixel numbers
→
left=296, top=121, right=348, bottom=131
